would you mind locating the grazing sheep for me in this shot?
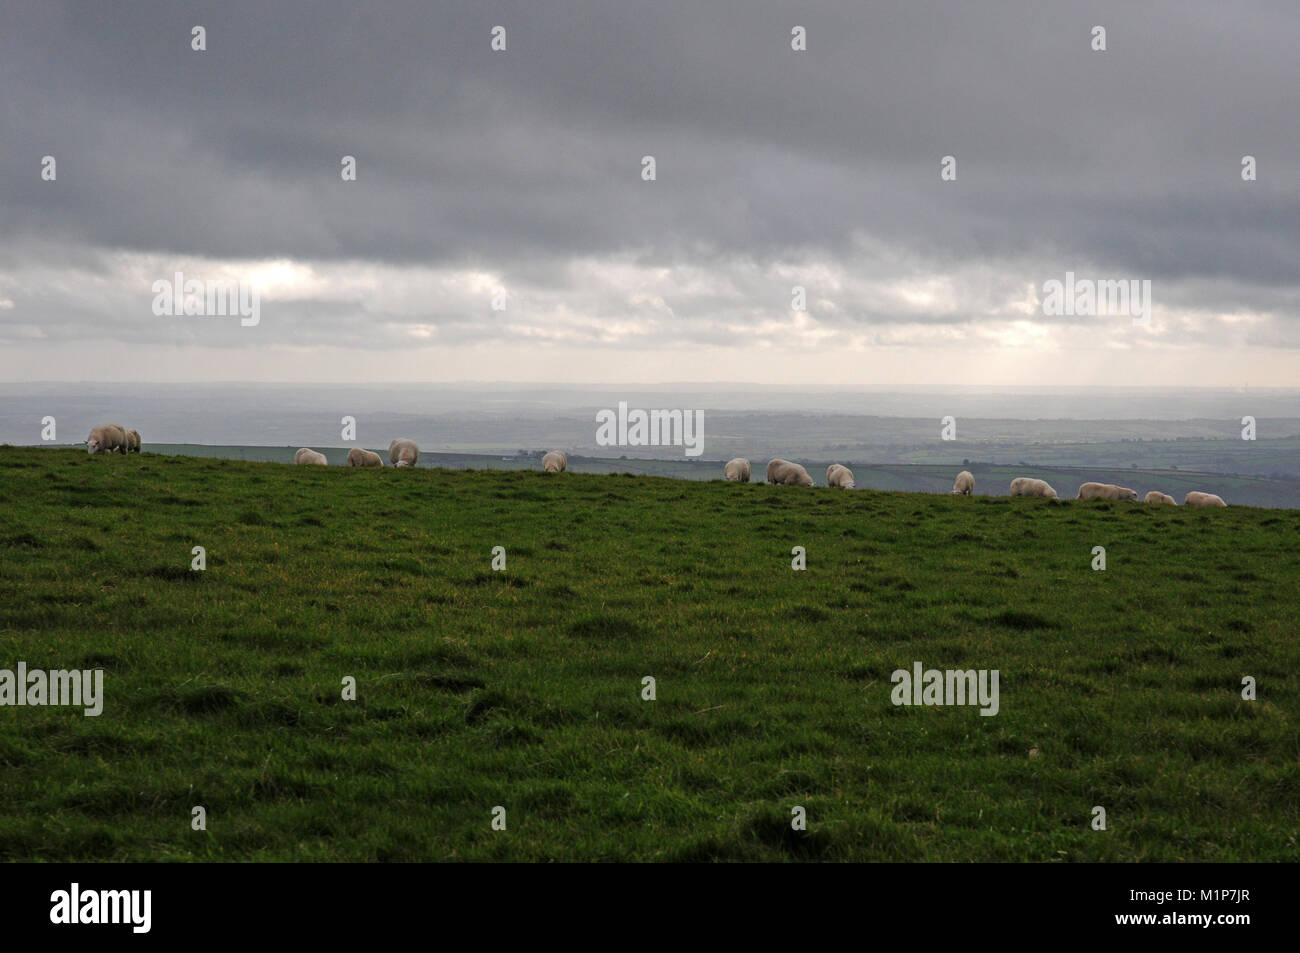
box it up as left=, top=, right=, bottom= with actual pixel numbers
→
left=1077, top=482, right=1138, bottom=502
left=294, top=448, right=328, bottom=466
left=389, top=439, right=419, bottom=468
left=1076, top=481, right=1106, bottom=501
left=723, top=457, right=751, bottom=482
left=347, top=448, right=384, bottom=468
left=1144, top=491, right=1177, bottom=505
left=125, top=429, right=141, bottom=453
left=1009, top=477, right=1058, bottom=499
left=542, top=450, right=568, bottom=473
left=953, top=470, right=974, bottom=495
left=85, top=424, right=127, bottom=455
left=826, top=463, right=855, bottom=489
left=766, top=458, right=815, bottom=486
left=1184, top=491, right=1227, bottom=508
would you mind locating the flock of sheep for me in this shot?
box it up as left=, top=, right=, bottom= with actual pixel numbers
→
left=730, top=458, right=1227, bottom=507
left=290, top=438, right=421, bottom=468
left=83, top=425, right=1227, bottom=506
left=291, top=439, right=570, bottom=472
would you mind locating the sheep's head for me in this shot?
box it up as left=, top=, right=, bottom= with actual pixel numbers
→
left=86, top=435, right=100, bottom=454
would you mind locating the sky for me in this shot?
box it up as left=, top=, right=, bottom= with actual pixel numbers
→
left=2, top=0, right=1298, bottom=387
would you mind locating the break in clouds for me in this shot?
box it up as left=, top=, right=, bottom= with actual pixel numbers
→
left=1, top=0, right=1299, bottom=385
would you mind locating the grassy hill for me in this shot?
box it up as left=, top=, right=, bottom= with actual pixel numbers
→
left=67, top=443, right=1300, bottom=509
left=0, top=446, right=1296, bottom=861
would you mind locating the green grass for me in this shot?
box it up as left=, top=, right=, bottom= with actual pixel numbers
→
left=1, top=446, right=1297, bottom=862
left=43, top=443, right=1300, bottom=508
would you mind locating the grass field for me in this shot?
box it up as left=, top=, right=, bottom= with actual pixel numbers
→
left=66, top=444, right=1300, bottom=509
left=1, top=446, right=1297, bottom=861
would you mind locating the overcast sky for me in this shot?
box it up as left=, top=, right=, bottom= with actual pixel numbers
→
left=2, top=0, right=1298, bottom=386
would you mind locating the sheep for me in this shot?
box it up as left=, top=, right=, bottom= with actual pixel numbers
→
left=826, top=463, right=855, bottom=489
left=952, top=470, right=974, bottom=495
left=766, top=459, right=814, bottom=486
left=1184, top=491, right=1227, bottom=508
left=1009, top=477, right=1058, bottom=499
left=389, top=439, right=419, bottom=468
left=1076, top=481, right=1105, bottom=500
left=85, top=424, right=127, bottom=455
left=724, top=457, right=751, bottom=482
left=125, top=429, right=141, bottom=453
left=347, top=448, right=384, bottom=468
left=542, top=450, right=568, bottom=473
left=1077, top=482, right=1138, bottom=502
left=294, top=448, right=328, bottom=466
left=1144, top=491, right=1177, bottom=505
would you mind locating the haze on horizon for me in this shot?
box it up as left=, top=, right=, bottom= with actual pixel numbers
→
left=3, top=1, right=1299, bottom=387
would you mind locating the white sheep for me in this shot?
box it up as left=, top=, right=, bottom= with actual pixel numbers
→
left=389, top=439, right=419, bottom=468
left=1009, top=477, right=1058, bottom=499
left=1184, top=491, right=1227, bottom=508
left=1144, top=491, right=1176, bottom=504
left=294, top=448, right=328, bottom=466
left=1078, top=482, right=1138, bottom=502
left=347, top=448, right=384, bottom=467
left=767, top=459, right=814, bottom=486
left=86, top=424, right=127, bottom=455
left=724, top=457, right=751, bottom=482
left=953, top=470, right=974, bottom=495
left=826, top=463, right=855, bottom=489
left=542, top=450, right=568, bottom=473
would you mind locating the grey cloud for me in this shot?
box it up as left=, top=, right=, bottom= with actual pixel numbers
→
left=1, top=0, right=1298, bottom=361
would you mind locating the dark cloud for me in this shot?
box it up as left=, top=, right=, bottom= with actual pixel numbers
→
left=1, top=0, right=1298, bottom=372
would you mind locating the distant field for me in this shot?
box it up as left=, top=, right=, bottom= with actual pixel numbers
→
left=0, top=446, right=1296, bottom=861
left=894, top=436, right=1300, bottom=479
